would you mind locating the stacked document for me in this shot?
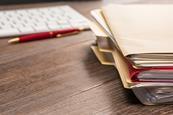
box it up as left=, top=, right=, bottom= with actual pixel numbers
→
left=89, top=4, right=173, bottom=105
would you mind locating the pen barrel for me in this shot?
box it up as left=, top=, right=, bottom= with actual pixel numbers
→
left=19, top=32, right=53, bottom=42
left=19, top=28, right=80, bottom=42
left=53, top=28, right=80, bottom=35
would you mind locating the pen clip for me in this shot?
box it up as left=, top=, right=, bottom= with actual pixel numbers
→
left=56, top=31, right=80, bottom=38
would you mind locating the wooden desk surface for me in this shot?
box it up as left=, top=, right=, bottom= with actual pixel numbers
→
left=1, top=1, right=173, bottom=115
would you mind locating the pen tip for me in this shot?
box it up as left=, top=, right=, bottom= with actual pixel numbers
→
left=8, top=38, right=19, bottom=44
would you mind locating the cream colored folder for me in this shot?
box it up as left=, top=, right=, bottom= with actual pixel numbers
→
left=102, top=4, right=173, bottom=56
left=91, top=45, right=114, bottom=66
left=91, top=5, right=173, bottom=67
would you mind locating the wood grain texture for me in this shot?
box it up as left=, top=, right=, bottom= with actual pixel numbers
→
left=1, top=1, right=173, bottom=115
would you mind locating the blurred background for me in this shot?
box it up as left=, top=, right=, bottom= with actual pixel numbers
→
left=0, top=0, right=99, bottom=4
left=1, top=0, right=173, bottom=5
left=0, top=0, right=101, bottom=5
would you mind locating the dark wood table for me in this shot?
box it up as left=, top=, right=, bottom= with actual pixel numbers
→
left=1, top=1, right=173, bottom=115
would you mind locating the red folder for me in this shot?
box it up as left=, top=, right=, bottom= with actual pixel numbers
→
left=128, top=63, right=173, bottom=82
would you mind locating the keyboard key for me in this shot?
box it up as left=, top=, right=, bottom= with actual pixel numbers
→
left=71, top=22, right=89, bottom=28
left=1, top=24, right=12, bottom=29
left=48, top=24, right=62, bottom=30
left=57, top=20, right=69, bottom=25
left=0, top=29, right=20, bottom=37
left=61, top=24, right=72, bottom=29
left=18, top=27, right=34, bottom=34
left=34, top=25, right=49, bottom=32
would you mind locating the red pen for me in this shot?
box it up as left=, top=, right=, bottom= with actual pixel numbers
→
left=8, top=28, right=82, bottom=44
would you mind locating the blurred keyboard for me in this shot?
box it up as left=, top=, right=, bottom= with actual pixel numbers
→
left=0, top=5, right=89, bottom=37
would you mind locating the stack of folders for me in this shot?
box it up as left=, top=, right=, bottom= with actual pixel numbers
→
left=89, top=4, right=173, bottom=105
